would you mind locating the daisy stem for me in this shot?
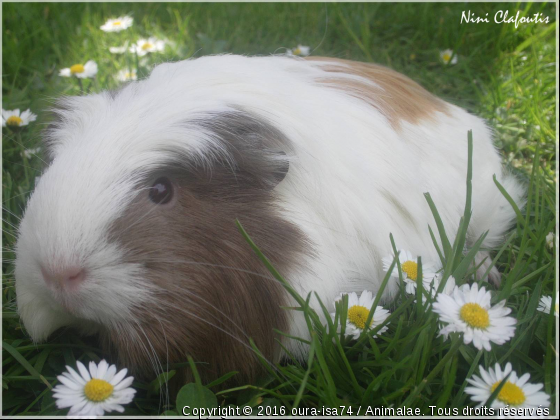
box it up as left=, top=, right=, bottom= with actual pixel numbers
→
left=400, top=336, right=462, bottom=407
left=77, top=78, right=84, bottom=95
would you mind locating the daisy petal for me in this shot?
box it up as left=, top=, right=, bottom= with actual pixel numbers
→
left=110, top=368, right=128, bottom=386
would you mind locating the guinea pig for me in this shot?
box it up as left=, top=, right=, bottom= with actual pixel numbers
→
left=14, top=54, right=524, bottom=383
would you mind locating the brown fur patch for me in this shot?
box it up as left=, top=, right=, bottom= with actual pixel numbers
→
left=104, top=112, right=310, bottom=387
left=306, top=57, right=449, bottom=128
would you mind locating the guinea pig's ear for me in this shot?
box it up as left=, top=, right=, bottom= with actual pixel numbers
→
left=196, top=110, right=292, bottom=190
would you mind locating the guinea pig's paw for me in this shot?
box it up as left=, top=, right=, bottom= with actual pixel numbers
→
left=474, top=251, right=501, bottom=287
left=486, top=266, right=502, bottom=287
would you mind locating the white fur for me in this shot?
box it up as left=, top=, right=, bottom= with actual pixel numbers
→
left=15, top=55, right=524, bottom=357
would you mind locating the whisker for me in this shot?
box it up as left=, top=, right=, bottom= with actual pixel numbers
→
left=126, top=323, right=160, bottom=382
left=146, top=282, right=253, bottom=343
left=155, top=317, right=171, bottom=411
left=2, top=218, right=20, bottom=232
left=2, top=159, right=42, bottom=173
left=3, top=190, right=34, bottom=204
left=132, top=258, right=286, bottom=285
left=133, top=319, right=166, bottom=396
left=2, top=206, right=23, bottom=221
left=2, top=228, right=18, bottom=239
left=154, top=300, right=284, bottom=379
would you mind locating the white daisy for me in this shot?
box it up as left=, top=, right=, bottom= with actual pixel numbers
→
left=432, top=283, right=516, bottom=351
left=52, top=359, right=136, bottom=416
left=59, top=61, right=98, bottom=79
left=100, top=16, right=133, bottom=32
left=287, top=45, right=311, bottom=57
left=2, top=109, right=37, bottom=128
left=382, top=249, right=438, bottom=295
left=109, top=42, right=129, bottom=54
left=129, top=37, right=166, bottom=57
left=465, top=362, right=550, bottom=409
left=115, top=68, right=138, bottom=82
left=332, top=290, right=390, bottom=339
left=545, top=232, right=555, bottom=248
left=537, top=292, right=558, bottom=317
left=440, top=49, right=458, bottom=65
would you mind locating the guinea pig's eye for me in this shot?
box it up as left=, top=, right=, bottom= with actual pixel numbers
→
left=149, top=177, right=174, bottom=205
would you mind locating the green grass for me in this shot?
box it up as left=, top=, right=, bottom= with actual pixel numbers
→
left=2, top=2, right=557, bottom=416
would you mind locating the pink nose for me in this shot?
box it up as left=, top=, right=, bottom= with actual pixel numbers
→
left=41, top=266, right=86, bottom=289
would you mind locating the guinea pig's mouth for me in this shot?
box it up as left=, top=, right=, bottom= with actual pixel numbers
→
left=48, top=292, right=113, bottom=332
left=51, top=292, right=82, bottom=316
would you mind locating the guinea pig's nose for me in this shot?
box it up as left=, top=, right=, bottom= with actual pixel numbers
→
left=41, top=266, right=86, bottom=290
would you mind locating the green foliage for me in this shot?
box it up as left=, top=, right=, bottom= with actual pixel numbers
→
left=175, top=384, right=217, bottom=416
left=2, top=1, right=556, bottom=416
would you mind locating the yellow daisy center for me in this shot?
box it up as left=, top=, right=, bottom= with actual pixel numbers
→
left=443, top=53, right=451, bottom=62
left=293, top=48, right=302, bottom=55
left=347, top=305, right=372, bottom=329
left=401, top=260, right=418, bottom=281
left=460, top=303, right=490, bottom=329
left=490, top=381, right=526, bottom=406
left=6, top=116, right=23, bottom=126
left=141, top=43, right=153, bottom=51
left=112, top=21, right=122, bottom=26
left=84, top=378, right=114, bottom=402
left=70, top=64, right=85, bottom=74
